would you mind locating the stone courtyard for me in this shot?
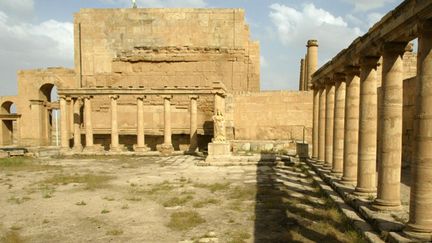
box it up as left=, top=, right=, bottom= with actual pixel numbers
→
left=1, top=0, right=432, bottom=242
left=0, top=155, right=365, bottom=243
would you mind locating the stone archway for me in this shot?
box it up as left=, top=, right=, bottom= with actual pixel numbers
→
left=39, top=83, right=59, bottom=146
left=0, top=101, right=16, bottom=146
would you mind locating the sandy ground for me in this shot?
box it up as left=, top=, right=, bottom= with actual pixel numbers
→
left=0, top=155, right=365, bottom=243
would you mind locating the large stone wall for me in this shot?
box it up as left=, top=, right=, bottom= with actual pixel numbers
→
left=74, top=8, right=260, bottom=92
left=229, top=91, right=313, bottom=142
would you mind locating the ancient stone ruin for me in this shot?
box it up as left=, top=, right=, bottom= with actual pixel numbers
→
left=1, top=0, right=432, bottom=241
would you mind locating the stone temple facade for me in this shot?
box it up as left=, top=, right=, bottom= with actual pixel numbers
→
left=0, top=8, right=312, bottom=155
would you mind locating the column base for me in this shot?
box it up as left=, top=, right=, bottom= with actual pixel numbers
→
left=60, top=147, right=71, bottom=154
left=157, top=143, right=174, bottom=156
left=353, top=186, right=377, bottom=197
left=403, top=224, right=432, bottom=241
left=371, top=199, right=402, bottom=211
left=83, top=145, right=104, bottom=153
left=109, top=144, right=127, bottom=153
left=134, top=145, right=150, bottom=153
left=330, top=170, right=343, bottom=177
left=340, top=177, right=357, bottom=186
left=72, top=144, right=83, bottom=153
left=322, top=163, right=332, bottom=169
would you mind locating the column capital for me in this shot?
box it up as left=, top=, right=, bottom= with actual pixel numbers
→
left=189, top=95, right=199, bottom=100
left=58, top=95, right=67, bottom=100
left=360, top=56, right=380, bottom=68
left=109, top=95, right=119, bottom=100
left=136, top=95, right=147, bottom=101
left=344, top=65, right=361, bottom=76
left=333, top=72, right=346, bottom=83
left=65, top=96, right=72, bottom=101
left=419, top=19, right=432, bottom=33
left=382, top=41, right=409, bottom=54
left=82, top=95, right=93, bottom=100
left=161, top=95, right=173, bottom=100
left=307, top=39, right=319, bottom=47
left=324, top=77, right=335, bottom=86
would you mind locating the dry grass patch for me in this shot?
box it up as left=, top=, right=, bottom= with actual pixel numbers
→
left=42, top=174, right=114, bottom=190
left=0, top=157, right=59, bottom=172
left=167, top=211, right=206, bottom=231
left=193, top=182, right=231, bottom=193
left=163, top=195, right=194, bottom=207
left=145, top=180, right=175, bottom=195
left=228, top=185, right=256, bottom=201
left=0, top=230, right=24, bottom=243
left=192, top=198, right=219, bottom=208
left=7, top=196, right=31, bottom=204
left=227, top=230, right=251, bottom=243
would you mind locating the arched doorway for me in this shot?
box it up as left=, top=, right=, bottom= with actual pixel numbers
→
left=39, top=84, right=59, bottom=146
left=0, top=101, right=17, bottom=146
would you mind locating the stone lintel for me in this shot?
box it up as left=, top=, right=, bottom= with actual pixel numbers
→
left=360, top=56, right=380, bottom=68
left=344, top=65, right=361, bottom=76
left=382, top=42, right=410, bottom=54
left=333, top=72, right=347, bottom=82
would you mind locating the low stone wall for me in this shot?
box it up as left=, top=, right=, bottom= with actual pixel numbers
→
left=231, top=140, right=298, bottom=155
left=228, top=91, right=313, bottom=143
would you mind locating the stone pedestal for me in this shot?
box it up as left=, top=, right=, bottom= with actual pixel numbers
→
left=134, top=144, right=150, bottom=153
left=157, top=143, right=174, bottom=156
left=206, top=142, right=231, bottom=162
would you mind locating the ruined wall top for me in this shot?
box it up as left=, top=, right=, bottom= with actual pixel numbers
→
left=74, top=8, right=260, bottom=92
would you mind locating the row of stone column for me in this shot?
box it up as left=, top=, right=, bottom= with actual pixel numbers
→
left=311, top=21, right=432, bottom=237
left=59, top=95, right=200, bottom=153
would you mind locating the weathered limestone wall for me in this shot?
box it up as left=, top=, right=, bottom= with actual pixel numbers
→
left=230, top=91, right=313, bottom=142
left=74, top=8, right=260, bottom=92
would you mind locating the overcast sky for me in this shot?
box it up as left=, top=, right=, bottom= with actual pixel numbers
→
left=0, top=0, right=403, bottom=96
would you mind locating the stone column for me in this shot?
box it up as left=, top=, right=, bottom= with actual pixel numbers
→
left=83, top=96, right=94, bottom=150
left=304, top=54, right=309, bottom=90
left=341, top=66, right=361, bottom=184
left=306, top=40, right=319, bottom=89
left=72, top=97, right=82, bottom=151
left=135, top=96, right=149, bottom=152
left=318, top=85, right=326, bottom=163
left=372, top=42, right=407, bottom=210
left=355, top=56, right=380, bottom=196
left=312, top=86, right=320, bottom=159
left=59, top=95, right=69, bottom=151
left=332, top=73, right=346, bottom=174
left=299, top=59, right=305, bottom=91
left=110, top=95, right=120, bottom=152
left=324, top=80, right=335, bottom=168
left=189, top=95, right=198, bottom=153
left=405, top=20, right=432, bottom=239
left=67, top=97, right=74, bottom=138
left=158, top=95, right=174, bottom=156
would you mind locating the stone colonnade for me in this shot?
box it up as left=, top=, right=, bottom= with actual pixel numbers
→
left=58, top=94, right=214, bottom=153
left=311, top=20, right=432, bottom=238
